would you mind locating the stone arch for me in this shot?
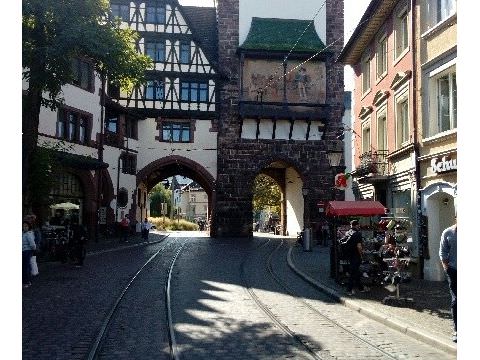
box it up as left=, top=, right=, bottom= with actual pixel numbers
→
left=136, top=155, right=217, bottom=235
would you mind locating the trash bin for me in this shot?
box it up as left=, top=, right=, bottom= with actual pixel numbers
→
left=303, top=228, right=312, bottom=252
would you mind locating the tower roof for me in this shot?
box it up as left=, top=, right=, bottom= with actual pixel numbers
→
left=239, top=17, right=325, bottom=53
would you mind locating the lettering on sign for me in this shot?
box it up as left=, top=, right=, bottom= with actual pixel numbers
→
left=430, top=156, right=457, bottom=174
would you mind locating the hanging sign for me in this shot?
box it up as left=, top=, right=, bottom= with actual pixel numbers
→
left=334, top=173, right=351, bottom=190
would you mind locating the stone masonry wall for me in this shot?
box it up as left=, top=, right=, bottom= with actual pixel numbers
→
left=214, top=0, right=345, bottom=237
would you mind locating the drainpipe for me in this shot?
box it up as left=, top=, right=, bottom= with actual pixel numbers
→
left=411, top=0, right=423, bottom=279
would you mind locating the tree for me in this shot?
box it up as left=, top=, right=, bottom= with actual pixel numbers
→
left=252, top=174, right=282, bottom=216
left=22, top=0, right=151, bottom=210
left=149, top=183, right=172, bottom=217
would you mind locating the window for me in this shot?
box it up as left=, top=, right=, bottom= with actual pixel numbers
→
left=117, top=188, right=128, bottom=208
left=425, top=0, right=456, bottom=30
left=180, top=82, right=208, bottom=102
left=377, top=107, right=388, bottom=152
left=361, top=55, right=371, bottom=94
left=190, top=195, right=196, bottom=202
left=395, top=8, right=409, bottom=58
left=179, top=41, right=191, bottom=64
left=146, top=41, right=165, bottom=62
left=427, top=64, right=456, bottom=136
left=125, top=118, right=138, bottom=139
left=146, top=6, right=166, bottom=24
left=361, top=120, right=371, bottom=154
left=376, top=35, right=387, bottom=78
left=121, top=154, right=137, bottom=175
left=145, top=80, right=164, bottom=100
left=111, top=3, right=130, bottom=22
left=395, top=88, right=409, bottom=148
left=71, top=58, right=93, bottom=91
left=162, top=122, right=191, bottom=143
left=57, top=108, right=91, bottom=144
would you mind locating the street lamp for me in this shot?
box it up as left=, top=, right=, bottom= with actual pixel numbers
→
left=327, top=150, right=343, bottom=280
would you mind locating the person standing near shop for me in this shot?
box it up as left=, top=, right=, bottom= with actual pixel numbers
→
left=22, top=221, right=37, bottom=288
left=341, top=219, right=369, bottom=295
left=70, top=217, right=87, bottom=267
left=120, top=214, right=130, bottom=243
left=439, top=221, right=457, bottom=343
left=141, top=218, right=152, bottom=242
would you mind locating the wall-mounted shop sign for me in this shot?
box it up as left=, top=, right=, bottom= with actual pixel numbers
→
left=431, top=156, right=457, bottom=174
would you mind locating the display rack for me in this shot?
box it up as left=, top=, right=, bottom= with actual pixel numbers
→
left=381, top=257, right=413, bottom=305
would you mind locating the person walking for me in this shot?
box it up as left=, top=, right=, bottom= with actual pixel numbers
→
left=141, top=218, right=152, bottom=242
left=70, top=217, right=87, bottom=267
left=120, top=214, right=130, bottom=243
left=439, top=221, right=457, bottom=343
left=340, top=219, right=369, bottom=295
left=22, top=221, right=37, bottom=288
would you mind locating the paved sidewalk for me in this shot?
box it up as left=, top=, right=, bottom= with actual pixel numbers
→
left=288, top=243, right=457, bottom=355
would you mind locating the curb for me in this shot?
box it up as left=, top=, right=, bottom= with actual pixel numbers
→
left=87, top=233, right=169, bottom=256
left=286, top=246, right=457, bottom=356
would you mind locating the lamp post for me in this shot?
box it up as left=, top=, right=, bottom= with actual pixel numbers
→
left=326, top=150, right=343, bottom=280
left=115, top=136, right=129, bottom=223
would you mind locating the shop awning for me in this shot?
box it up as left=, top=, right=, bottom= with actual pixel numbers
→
left=325, top=201, right=387, bottom=217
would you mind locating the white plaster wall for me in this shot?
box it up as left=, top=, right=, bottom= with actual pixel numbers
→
left=285, top=167, right=303, bottom=235
left=136, top=118, right=217, bottom=180
left=241, top=119, right=324, bottom=141
left=241, top=119, right=257, bottom=139
left=240, top=0, right=327, bottom=45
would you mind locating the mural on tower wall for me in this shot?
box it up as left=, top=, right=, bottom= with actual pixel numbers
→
left=243, top=59, right=326, bottom=104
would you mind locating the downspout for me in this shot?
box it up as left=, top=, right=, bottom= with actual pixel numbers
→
left=411, top=0, right=423, bottom=279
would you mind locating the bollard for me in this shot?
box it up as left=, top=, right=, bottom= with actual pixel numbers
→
left=303, top=228, right=312, bottom=252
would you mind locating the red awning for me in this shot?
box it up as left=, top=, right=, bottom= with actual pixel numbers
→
left=325, top=201, right=387, bottom=217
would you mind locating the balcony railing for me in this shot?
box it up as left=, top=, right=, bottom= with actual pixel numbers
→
left=356, top=150, right=389, bottom=177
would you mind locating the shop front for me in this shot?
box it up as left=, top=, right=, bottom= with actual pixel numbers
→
left=419, top=151, right=457, bottom=281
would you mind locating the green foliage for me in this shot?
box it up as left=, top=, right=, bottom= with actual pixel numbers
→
left=22, top=0, right=152, bottom=109
left=149, top=183, right=172, bottom=217
left=252, top=174, right=282, bottom=215
left=27, top=141, right=74, bottom=207
left=149, top=217, right=199, bottom=231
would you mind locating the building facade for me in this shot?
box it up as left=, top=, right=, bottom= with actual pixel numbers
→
left=415, top=0, right=457, bottom=281
left=26, top=0, right=346, bottom=239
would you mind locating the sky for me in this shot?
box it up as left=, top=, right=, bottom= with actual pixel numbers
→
left=178, top=0, right=371, bottom=90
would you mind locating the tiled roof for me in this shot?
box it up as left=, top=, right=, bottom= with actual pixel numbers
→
left=239, top=17, right=325, bottom=52
left=181, top=6, right=218, bottom=66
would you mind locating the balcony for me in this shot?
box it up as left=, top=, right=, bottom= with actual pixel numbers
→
left=355, top=150, right=389, bottom=182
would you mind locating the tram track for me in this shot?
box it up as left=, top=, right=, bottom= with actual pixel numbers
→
left=86, top=235, right=182, bottom=360
left=242, top=237, right=400, bottom=360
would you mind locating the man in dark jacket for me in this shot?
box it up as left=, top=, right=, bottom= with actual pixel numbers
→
left=70, top=218, right=87, bottom=267
left=341, top=219, right=369, bottom=295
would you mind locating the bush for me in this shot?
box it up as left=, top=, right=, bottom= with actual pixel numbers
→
left=149, top=217, right=199, bottom=231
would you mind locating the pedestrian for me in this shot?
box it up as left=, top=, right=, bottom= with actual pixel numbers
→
left=321, top=220, right=330, bottom=246
left=22, top=221, right=37, bottom=288
left=439, top=220, right=457, bottom=343
left=340, top=219, right=369, bottom=295
left=141, top=218, right=152, bottom=241
left=120, top=214, right=130, bottom=243
left=70, top=217, right=87, bottom=267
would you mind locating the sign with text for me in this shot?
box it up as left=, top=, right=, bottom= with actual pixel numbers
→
left=431, top=156, right=457, bottom=174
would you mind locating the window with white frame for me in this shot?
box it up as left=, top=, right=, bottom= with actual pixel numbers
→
left=427, top=63, right=456, bottom=137
left=377, top=106, right=388, bottom=152
left=395, top=87, right=409, bottom=148
left=376, top=35, right=387, bottom=78
left=361, top=55, right=371, bottom=94
left=425, top=0, right=456, bottom=31
left=395, top=7, right=409, bottom=58
left=362, top=120, right=371, bottom=154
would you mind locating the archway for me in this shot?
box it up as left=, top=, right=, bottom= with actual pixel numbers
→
left=137, top=155, right=216, bottom=236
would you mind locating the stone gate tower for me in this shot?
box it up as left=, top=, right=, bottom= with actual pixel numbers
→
left=214, top=0, right=345, bottom=237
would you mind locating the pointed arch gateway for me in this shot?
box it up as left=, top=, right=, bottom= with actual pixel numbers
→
left=136, top=155, right=216, bottom=235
